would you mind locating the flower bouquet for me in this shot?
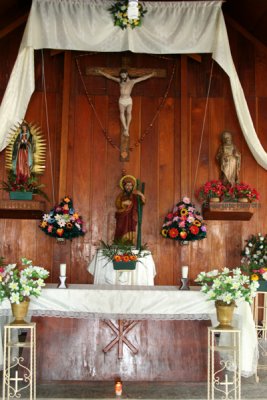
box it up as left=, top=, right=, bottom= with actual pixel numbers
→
left=100, top=240, right=149, bottom=270
left=39, top=196, right=86, bottom=240
left=160, top=197, right=207, bottom=243
left=195, top=267, right=258, bottom=305
left=108, top=0, right=147, bottom=30
left=0, top=258, right=49, bottom=304
left=241, top=233, right=267, bottom=291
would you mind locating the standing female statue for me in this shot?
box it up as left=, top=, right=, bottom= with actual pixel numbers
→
left=12, top=122, right=34, bottom=180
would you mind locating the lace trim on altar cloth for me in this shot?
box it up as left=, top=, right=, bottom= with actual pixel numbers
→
left=28, top=311, right=212, bottom=321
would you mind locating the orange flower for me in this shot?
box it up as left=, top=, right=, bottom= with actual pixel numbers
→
left=73, top=213, right=79, bottom=220
left=123, top=255, right=130, bottom=262
left=56, top=228, right=64, bottom=237
left=40, top=221, right=47, bottom=228
left=114, top=255, right=122, bottom=262
left=130, top=255, right=137, bottom=261
left=64, top=197, right=71, bottom=203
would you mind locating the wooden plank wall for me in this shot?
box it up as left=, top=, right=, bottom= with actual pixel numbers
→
left=0, top=24, right=267, bottom=286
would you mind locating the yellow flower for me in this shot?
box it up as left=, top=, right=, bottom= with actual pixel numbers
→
left=180, top=208, right=188, bottom=216
left=64, top=197, right=71, bottom=203
left=161, top=229, right=168, bottom=237
left=0, top=276, right=2, bottom=282
left=251, top=274, right=259, bottom=281
left=193, top=220, right=201, bottom=227
left=73, top=213, right=79, bottom=220
left=41, top=221, right=47, bottom=228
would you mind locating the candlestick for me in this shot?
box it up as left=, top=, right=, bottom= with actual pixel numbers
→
left=57, top=276, right=68, bottom=289
left=60, top=263, right=66, bottom=277
left=181, top=265, right=189, bottom=278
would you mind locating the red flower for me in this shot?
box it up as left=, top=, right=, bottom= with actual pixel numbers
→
left=189, top=225, right=199, bottom=235
left=167, top=213, right=173, bottom=220
left=169, top=228, right=179, bottom=238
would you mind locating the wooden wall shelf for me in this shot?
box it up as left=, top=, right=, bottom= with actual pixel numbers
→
left=202, top=202, right=258, bottom=221
left=0, top=200, right=46, bottom=219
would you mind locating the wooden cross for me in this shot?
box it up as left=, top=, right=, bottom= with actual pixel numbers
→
left=103, top=319, right=140, bottom=359
left=86, top=56, right=166, bottom=161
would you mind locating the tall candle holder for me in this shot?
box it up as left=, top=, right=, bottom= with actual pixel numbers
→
left=179, top=277, right=190, bottom=290
left=58, top=276, right=68, bottom=289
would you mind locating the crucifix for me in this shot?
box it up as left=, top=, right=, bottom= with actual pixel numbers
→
left=86, top=56, right=166, bottom=161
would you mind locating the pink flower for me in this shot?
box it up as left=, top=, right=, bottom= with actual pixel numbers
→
left=183, top=197, right=191, bottom=204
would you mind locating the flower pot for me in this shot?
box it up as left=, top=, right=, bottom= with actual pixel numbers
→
left=11, top=299, right=30, bottom=324
left=215, top=300, right=235, bottom=329
left=257, top=279, right=267, bottom=292
left=238, top=197, right=249, bottom=203
left=112, top=260, right=136, bottom=270
left=209, top=197, right=220, bottom=203
left=9, top=191, right=33, bottom=200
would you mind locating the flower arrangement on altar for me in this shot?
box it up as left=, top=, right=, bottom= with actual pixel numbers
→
left=108, top=0, right=147, bottom=30
left=160, top=197, right=207, bottom=243
left=0, top=258, right=49, bottom=304
left=195, top=267, right=258, bottom=305
left=241, top=233, right=267, bottom=282
left=196, top=180, right=259, bottom=203
left=100, top=240, right=149, bottom=265
left=39, top=196, right=86, bottom=240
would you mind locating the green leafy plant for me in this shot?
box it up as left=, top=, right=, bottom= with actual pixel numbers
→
left=1, top=171, right=49, bottom=200
left=195, top=267, right=258, bottom=305
left=108, top=0, right=147, bottom=30
left=0, top=258, right=49, bottom=304
left=99, top=239, right=149, bottom=263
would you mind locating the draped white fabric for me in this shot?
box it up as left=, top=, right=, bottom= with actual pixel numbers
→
left=0, top=0, right=266, bottom=168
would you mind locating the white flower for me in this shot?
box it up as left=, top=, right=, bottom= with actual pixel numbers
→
left=9, top=282, right=19, bottom=291
left=10, top=292, right=20, bottom=304
left=262, top=272, right=267, bottom=281
left=57, top=219, right=66, bottom=227
left=42, top=214, right=50, bottom=222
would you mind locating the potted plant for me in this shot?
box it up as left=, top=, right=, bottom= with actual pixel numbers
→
left=160, top=196, right=207, bottom=244
left=39, top=196, right=86, bottom=241
left=196, top=180, right=226, bottom=203
left=100, top=240, right=149, bottom=270
left=195, top=267, right=258, bottom=328
left=230, top=183, right=260, bottom=203
left=1, top=171, right=49, bottom=201
left=241, top=233, right=267, bottom=291
left=0, top=257, right=49, bottom=323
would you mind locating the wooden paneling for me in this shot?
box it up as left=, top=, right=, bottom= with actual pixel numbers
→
left=0, top=28, right=266, bottom=286
left=34, top=317, right=211, bottom=382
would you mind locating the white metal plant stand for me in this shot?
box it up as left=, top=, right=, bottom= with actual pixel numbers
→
left=2, top=322, right=36, bottom=400
left=252, top=291, right=267, bottom=382
left=208, top=327, right=241, bottom=400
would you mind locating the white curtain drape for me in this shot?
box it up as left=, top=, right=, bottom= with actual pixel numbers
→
left=0, top=0, right=266, bottom=168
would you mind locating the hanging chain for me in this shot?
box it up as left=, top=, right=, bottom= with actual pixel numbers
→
left=75, top=54, right=176, bottom=153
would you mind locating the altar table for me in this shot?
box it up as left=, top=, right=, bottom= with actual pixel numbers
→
left=0, top=284, right=257, bottom=378
left=87, top=250, right=156, bottom=285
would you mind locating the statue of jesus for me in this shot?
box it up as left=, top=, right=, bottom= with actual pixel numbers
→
left=98, top=69, right=155, bottom=136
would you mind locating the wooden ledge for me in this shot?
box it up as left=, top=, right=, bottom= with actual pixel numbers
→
left=202, top=202, right=259, bottom=221
left=0, top=200, right=46, bottom=219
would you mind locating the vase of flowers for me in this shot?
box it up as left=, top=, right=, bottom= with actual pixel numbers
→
left=241, top=233, right=267, bottom=291
left=160, top=197, right=207, bottom=244
left=100, top=240, right=149, bottom=270
left=0, top=258, right=49, bottom=324
left=39, top=196, right=86, bottom=241
left=1, top=171, right=49, bottom=201
left=195, top=267, right=258, bottom=328
left=196, top=180, right=226, bottom=203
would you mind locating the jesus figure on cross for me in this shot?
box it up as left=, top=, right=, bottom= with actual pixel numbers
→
left=98, top=69, right=155, bottom=136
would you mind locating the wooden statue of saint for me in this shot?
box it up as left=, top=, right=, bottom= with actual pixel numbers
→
left=216, top=131, right=241, bottom=186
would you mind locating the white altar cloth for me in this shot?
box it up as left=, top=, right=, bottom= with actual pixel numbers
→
left=0, top=285, right=257, bottom=377
left=87, top=250, right=156, bottom=285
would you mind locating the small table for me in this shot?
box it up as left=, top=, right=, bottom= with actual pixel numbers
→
left=87, top=250, right=156, bottom=285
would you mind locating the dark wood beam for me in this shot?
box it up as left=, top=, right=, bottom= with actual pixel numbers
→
left=0, top=13, right=28, bottom=39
